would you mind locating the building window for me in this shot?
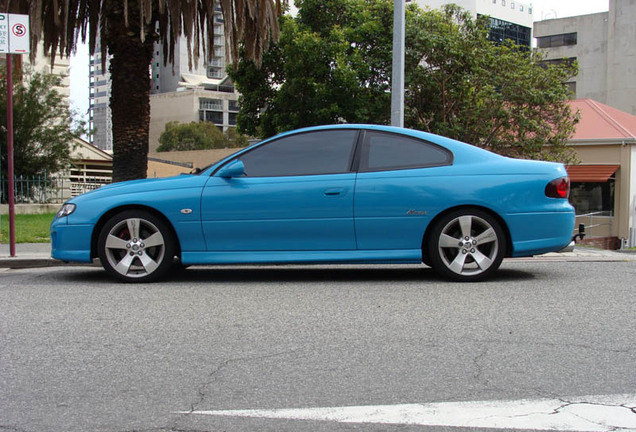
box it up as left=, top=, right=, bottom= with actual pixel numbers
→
left=200, top=98, right=224, bottom=125
left=569, top=180, right=615, bottom=216
left=520, top=5, right=524, bottom=11
left=204, top=111, right=224, bottom=124
left=537, top=32, right=578, bottom=48
left=511, top=2, right=515, bottom=9
left=565, top=81, right=576, bottom=97
left=207, top=66, right=224, bottom=79
left=228, top=113, right=237, bottom=125
left=540, top=57, right=577, bottom=68
left=482, top=16, right=531, bottom=47
left=502, top=0, right=506, bottom=6
left=200, top=98, right=223, bottom=110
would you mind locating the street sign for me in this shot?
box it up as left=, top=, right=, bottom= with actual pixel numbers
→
left=0, top=13, right=30, bottom=54
left=2, top=14, right=29, bottom=257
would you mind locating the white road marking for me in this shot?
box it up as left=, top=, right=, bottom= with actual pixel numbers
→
left=181, top=394, right=636, bottom=431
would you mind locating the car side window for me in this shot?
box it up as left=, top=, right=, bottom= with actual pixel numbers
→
left=237, top=130, right=358, bottom=177
left=361, top=131, right=452, bottom=172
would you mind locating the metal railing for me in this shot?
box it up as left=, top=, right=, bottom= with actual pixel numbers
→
left=575, top=211, right=613, bottom=238
left=1, top=174, right=111, bottom=204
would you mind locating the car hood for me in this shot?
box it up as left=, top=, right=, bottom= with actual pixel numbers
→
left=67, top=174, right=205, bottom=203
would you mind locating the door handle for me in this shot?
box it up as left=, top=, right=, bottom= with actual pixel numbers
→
left=324, top=188, right=345, bottom=197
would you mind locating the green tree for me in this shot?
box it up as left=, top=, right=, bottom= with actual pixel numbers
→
left=229, top=0, right=394, bottom=138
left=232, top=1, right=578, bottom=162
left=157, top=121, right=247, bottom=151
left=0, top=67, right=83, bottom=178
left=3, top=0, right=284, bottom=182
left=405, top=4, right=578, bottom=162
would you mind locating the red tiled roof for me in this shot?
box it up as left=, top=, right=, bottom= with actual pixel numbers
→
left=566, top=164, right=619, bottom=182
left=569, top=99, right=636, bottom=140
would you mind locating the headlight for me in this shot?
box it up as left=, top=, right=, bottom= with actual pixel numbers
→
left=56, top=203, right=76, bottom=218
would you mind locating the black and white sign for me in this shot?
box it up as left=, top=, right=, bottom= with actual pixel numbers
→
left=0, top=13, right=29, bottom=54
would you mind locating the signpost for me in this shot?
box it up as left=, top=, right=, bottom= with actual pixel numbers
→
left=1, top=13, right=30, bottom=257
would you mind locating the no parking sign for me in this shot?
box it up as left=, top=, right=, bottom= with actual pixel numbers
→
left=2, top=13, right=29, bottom=257
left=0, top=13, right=30, bottom=54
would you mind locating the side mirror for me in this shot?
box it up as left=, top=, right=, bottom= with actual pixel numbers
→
left=217, top=160, right=245, bottom=178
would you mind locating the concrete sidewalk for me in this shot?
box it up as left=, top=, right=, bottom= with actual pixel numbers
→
left=0, top=243, right=78, bottom=269
left=1, top=242, right=636, bottom=270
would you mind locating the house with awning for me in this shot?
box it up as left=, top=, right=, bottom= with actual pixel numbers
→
left=567, top=99, right=636, bottom=249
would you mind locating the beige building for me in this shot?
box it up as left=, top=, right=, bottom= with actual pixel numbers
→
left=567, top=99, right=636, bottom=249
left=149, top=78, right=239, bottom=153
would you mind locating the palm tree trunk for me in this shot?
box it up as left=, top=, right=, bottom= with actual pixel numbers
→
left=105, top=1, right=155, bottom=182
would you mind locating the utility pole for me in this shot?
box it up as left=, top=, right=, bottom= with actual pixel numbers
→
left=391, top=0, right=405, bottom=128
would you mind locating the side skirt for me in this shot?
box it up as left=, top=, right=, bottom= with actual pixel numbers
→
left=181, top=249, right=423, bottom=265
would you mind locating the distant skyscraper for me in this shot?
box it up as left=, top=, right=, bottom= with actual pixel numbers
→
left=148, top=2, right=240, bottom=152
left=88, top=35, right=113, bottom=152
left=90, top=1, right=236, bottom=153
left=150, top=2, right=227, bottom=94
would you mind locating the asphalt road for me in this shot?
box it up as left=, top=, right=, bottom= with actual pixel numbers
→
left=1, top=260, right=635, bottom=432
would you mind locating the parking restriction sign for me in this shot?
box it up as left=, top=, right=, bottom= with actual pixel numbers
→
left=0, top=13, right=29, bottom=54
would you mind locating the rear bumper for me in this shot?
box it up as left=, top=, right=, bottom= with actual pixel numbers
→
left=506, top=211, right=576, bottom=257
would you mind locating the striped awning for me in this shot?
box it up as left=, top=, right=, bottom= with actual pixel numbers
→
left=566, top=165, right=620, bottom=182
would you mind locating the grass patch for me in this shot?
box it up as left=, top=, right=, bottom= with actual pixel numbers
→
left=0, top=213, right=55, bottom=243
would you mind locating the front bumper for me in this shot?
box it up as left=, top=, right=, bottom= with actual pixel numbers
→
left=50, top=218, right=93, bottom=263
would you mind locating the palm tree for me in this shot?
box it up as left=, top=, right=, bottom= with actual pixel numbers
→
left=1, top=0, right=284, bottom=182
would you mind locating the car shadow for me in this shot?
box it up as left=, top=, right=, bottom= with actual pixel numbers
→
left=58, top=263, right=535, bottom=285
left=188, top=266, right=534, bottom=282
left=74, top=265, right=534, bottom=284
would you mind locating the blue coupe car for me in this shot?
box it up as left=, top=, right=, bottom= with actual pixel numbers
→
left=51, top=125, right=575, bottom=282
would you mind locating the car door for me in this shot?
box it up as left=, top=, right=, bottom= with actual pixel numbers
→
left=201, top=129, right=359, bottom=251
left=354, top=130, right=454, bottom=251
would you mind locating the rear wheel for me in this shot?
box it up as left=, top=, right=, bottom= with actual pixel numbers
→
left=97, top=210, right=175, bottom=283
left=427, top=209, right=505, bottom=281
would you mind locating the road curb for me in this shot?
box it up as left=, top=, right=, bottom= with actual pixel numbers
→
left=0, top=258, right=95, bottom=269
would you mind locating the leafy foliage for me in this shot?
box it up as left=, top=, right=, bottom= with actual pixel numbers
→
left=157, top=121, right=248, bottom=151
left=232, top=1, right=579, bottom=162
left=4, top=0, right=284, bottom=182
left=405, top=5, right=579, bottom=162
left=229, top=0, right=394, bottom=138
left=0, top=67, right=84, bottom=177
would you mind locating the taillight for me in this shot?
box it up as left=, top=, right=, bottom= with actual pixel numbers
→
left=545, top=177, right=570, bottom=199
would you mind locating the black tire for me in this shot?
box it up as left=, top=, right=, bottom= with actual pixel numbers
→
left=97, top=210, right=176, bottom=283
left=427, top=208, right=506, bottom=282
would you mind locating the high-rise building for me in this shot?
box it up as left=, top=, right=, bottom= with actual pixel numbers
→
left=534, top=0, right=636, bottom=116
left=148, top=2, right=239, bottom=152
left=89, top=1, right=239, bottom=153
left=416, top=0, right=534, bottom=47
left=88, top=36, right=112, bottom=152
left=150, top=2, right=226, bottom=94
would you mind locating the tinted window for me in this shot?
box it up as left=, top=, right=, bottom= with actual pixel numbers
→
left=238, top=130, right=358, bottom=177
left=362, top=132, right=452, bottom=172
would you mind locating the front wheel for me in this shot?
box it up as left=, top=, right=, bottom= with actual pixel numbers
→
left=97, top=210, right=176, bottom=283
left=427, top=209, right=506, bottom=282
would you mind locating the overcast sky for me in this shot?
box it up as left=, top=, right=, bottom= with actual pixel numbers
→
left=68, top=0, right=610, bottom=126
